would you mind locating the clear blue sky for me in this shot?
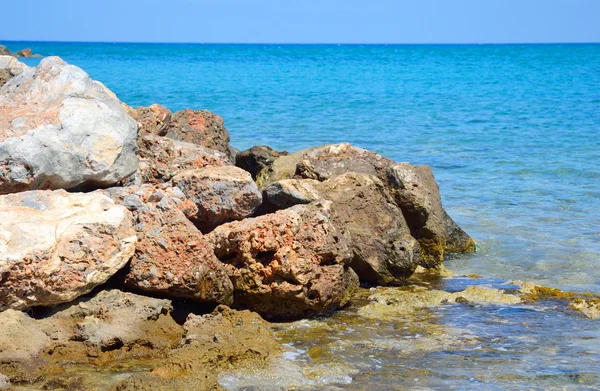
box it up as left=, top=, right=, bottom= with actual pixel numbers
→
left=2, top=0, right=599, bottom=44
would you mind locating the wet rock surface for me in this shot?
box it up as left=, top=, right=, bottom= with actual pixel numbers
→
left=103, top=184, right=233, bottom=305
left=0, top=57, right=138, bottom=193
left=207, top=201, right=359, bottom=320
left=0, top=190, right=136, bottom=310
left=173, top=166, right=262, bottom=232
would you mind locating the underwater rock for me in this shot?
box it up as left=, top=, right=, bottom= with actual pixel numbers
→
left=0, top=57, right=138, bottom=193
left=103, top=185, right=233, bottom=305
left=207, top=201, right=359, bottom=320
left=173, top=166, right=262, bottom=232
left=516, top=281, right=600, bottom=320
left=0, top=190, right=136, bottom=311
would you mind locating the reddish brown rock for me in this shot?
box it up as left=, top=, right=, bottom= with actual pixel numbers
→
left=127, top=135, right=231, bottom=185
left=164, top=109, right=231, bottom=159
left=173, top=166, right=262, bottom=232
left=13, top=49, right=32, bottom=58
left=134, top=104, right=172, bottom=138
left=206, top=201, right=358, bottom=320
left=103, top=184, right=233, bottom=305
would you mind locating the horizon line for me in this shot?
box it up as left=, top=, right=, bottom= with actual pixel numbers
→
left=2, top=39, right=600, bottom=46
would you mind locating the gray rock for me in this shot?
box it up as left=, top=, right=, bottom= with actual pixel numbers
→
left=0, top=373, right=9, bottom=390
left=173, top=166, right=263, bottom=232
left=0, top=55, right=28, bottom=87
left=0, top=56, right=138, bottom=194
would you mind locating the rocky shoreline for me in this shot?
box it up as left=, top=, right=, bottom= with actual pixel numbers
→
left=0, top=56, right=597, bottom=390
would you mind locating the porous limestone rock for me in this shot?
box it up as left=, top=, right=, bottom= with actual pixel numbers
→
left=0, top=190, right=136, bottom=310
left=103, top=185, right=233, bottom=305
left=127, top=135, right=230, bottom=185
left=163, top=109, right=231, bottom=159
left=173, top=166, right=262, bottom=232
left=0, top=56, right=138, bottom=194
left=206, top=201, right=359, bottom=320
left=255, top=143, right=475, bottom=268
left=134, top=104, right=172, bottom=138
left=264, top=173, right=421, bottom=284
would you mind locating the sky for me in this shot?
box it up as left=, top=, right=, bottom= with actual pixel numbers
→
left=1, top=0, right=599, bottom=44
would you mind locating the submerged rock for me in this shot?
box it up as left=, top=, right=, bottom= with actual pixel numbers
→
left=0, top=190, right=136, bottom=311
left=163, top=109, right=232, bottom=160
left=173, top=166, right=262, bottom=232
left=0, top=57, right=138, bottom=193
left=103, top=185, right=233, bottom=305
left=207, top=201, right=359, bottom=320
left=516, top=281, right=600, bottom=320
left=358, top=285, right=521, bottom=319
left=128, top=135, right=231, bottom=185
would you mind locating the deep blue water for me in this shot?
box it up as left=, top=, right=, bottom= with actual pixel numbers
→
left=5, top=42, right=600, bottom=292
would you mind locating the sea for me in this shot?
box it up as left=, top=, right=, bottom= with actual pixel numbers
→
left=4, top=42, right=600, bottom=390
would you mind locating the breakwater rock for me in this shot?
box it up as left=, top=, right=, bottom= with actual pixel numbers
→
left=0, top=56, right=484, bottom=388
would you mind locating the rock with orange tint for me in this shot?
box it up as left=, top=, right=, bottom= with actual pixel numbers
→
left=0, top=57, right=138, bottom=194
left=0, top=190, right=137, bottom=311
left=103, top=184, right=233, bottom=305
left=126, top=135, right=230, bottom=185
left=134, top=104, right=172, bottom=138
left=206, top=201, right=359, bottom=320
left=173, top=166, right=262, bottom=232
left=164, top=109, right=231, bottom=159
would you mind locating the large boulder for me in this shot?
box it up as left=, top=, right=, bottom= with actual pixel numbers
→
left=0, top=56, right=138, bottom=194
left=173, top=166, right=262, bottom=232
left=12, top=49, right=32, bottom=58
left=206, top=201, right=359, bottom=320
left=163, top=109, right=231, bottom=160
left=127, top=135, right=231, bottom=185
left=236, top=145, right=288, bottom=180
left=103, top=185, right=233, bottom=305
left=0, top=190, right=136, bottom=310
left=255, top=143, right=475, bottom=268
left=0, top=56, right=28, bottom=87
left=264, top=173, right=421, bottom=284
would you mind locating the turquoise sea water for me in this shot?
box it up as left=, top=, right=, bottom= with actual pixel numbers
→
left=7, top=41, right=600, bottom=293
left=3, top=42, right=600, bottom=391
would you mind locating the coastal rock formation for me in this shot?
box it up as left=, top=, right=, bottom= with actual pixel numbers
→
left=115, top=305, right=281, bottom=391
left=236, top=145, right=289, bottom=180
left=103, top=185, right=233, bottom=305
left=0, top=190, right=136, bottom=310
left=0, top=46, right=10, bottom=56
left=173, top=166, right=262, bottom=232
left=128, top=135, right=231, bottom=185
left=13, top=49, right=33, bottom=58
left=206, top=201, right=359, bottom=320
left=264, top=173, right=421, bottom=284
left=252, top=143, right=475, bottom=268
left=0, top=56, right=138, bottom=194
left=163, top=109, right=232, bottom=160
left=0, top=55, right=28, bottom=87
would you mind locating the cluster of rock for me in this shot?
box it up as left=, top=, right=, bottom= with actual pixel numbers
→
left=0, top=56, right=476, bottom=387
left=0, top=44, right=42, bottom=59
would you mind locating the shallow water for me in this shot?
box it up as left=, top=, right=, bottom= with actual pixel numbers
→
left=3, top=42, right=600, bottom=390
